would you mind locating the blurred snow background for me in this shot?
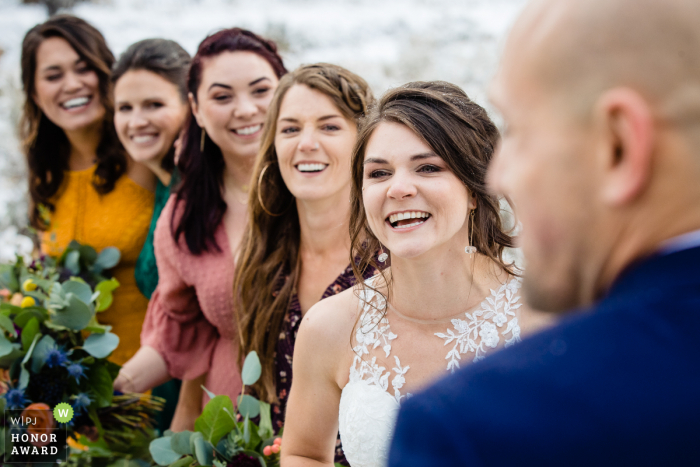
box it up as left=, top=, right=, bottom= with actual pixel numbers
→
left=0, top=0, right=526, bottom=261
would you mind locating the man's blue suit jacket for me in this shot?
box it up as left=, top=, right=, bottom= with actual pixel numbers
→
left=389, top=246, right=700, bottom=466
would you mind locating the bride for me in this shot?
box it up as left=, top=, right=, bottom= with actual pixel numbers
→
left=280, top=81, right=552, bottom=467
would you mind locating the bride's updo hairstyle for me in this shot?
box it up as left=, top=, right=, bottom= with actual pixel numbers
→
left=349, top=81, right=515, bottom=289
left=235, top=63, right=374, bottom=404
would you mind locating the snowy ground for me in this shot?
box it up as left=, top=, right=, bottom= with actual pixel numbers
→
left=0, top=0, right=526, bottom=261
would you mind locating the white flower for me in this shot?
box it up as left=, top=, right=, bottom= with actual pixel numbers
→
left=493, top=313, right=507, bottom=327
left=479, top=322, right=500, bottom=348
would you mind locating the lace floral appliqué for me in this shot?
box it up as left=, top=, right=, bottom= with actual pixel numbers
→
left=436, top=277, right=523, bottom=373
left=350, top=286, right=412, bottom=403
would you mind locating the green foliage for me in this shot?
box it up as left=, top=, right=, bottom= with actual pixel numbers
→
left=241, top=351, right=262, bottom=386
left=21, top=317, right=40, bottom=351
left=150, top=437, right=181, bottom=466
left=150, top=351, right=279, bottom=467
left=87, top=365, right=114, bottom=408
left=31, top=334, right=56, bottom=372
left=170, top=430, right=193, bottom=455
left=194, top=395, right=236, bottom=445
left=237, top=394, right=261, bottom=419
left=83, top=332, right=120, bottom=358
left=95, top=278, right=120, bottom=312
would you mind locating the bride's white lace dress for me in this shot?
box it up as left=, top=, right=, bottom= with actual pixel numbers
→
left=338, top=276, right=524, bottom=467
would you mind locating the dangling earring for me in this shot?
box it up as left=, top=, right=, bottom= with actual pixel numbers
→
left=378, top=246, right=388, bottom=263
left=465, top=209, right=477, bottom=254
left=200, top=128, right=206, bottom=152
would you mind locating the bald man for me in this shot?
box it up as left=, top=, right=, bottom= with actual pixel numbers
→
left=388, top=0, right=700, bottom=465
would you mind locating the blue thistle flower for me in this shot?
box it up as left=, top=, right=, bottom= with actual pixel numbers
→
left=3, top=387, right=30, bottom=410
left=72, top=392, right=92, bottom=413
left=64, top=361, right=87, bottom=384
left=45, top=345, right=69, bottom=368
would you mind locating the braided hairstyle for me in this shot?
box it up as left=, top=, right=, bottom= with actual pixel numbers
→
left=234, top=63, right=375, bottom=403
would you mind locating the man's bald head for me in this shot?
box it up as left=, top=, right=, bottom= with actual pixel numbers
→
left=506, top=0, right=700, bottom=128
left=488, top=0, right=700, bottom=312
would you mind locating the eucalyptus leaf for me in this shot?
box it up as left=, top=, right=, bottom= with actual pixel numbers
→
left=19, top=367, right=29, bottom=390
left=0, top=314, right=17, bottom=338
left=193, top=437, right=214, bottom=467
left=237, top=394, right=260, bottom=419
left=65, top=251, right=80, bottom=275
left=149, top=437, right=181, bottom=466
left=95, top=247, right=120, bottom=270
left=94, top=278, right=119, bottom=312
left=170, top=430, right=193, bottom=455
left=243, top=416, right=250, bottom=445
left=201, top=385, right=217, bottom=401
left=62, top=280, right=93, bottom=305
left=194, top=395, right=236, bottom=445
left=47, top=282, right=69, bottom=311
left=31, top=335, right=56, bottom=373
left=21, top=317, right=40, bottom=351
left=82, top=332, right=119, bottom=358
left=0, top=333, right=14, bottom=357
left=189, top=432, right=203, bottom=459
left=241, top=351, right=262, bottom=386
left=51, top=293, right=93, bottom=331
left=0, top=344, right=24, bottom=367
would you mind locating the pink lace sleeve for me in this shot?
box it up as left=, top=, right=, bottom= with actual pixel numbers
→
left=140, top=197, right=218, bottom=380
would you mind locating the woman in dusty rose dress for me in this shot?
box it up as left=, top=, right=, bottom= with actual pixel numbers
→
left=113, top=27, right=287, bottom=430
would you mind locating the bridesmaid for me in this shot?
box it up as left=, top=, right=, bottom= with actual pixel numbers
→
left=114, top=28, right=287, bottom=431
left=20, top=15, right=155, bottom=366
left=112, top=38, right=191, bottom=431
left=234, top=63, right=374, bottom=463
left=112, top=38, right=190, bottom=300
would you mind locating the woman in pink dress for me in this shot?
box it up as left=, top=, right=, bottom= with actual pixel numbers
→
left=113, top=28, right=287, bottom=430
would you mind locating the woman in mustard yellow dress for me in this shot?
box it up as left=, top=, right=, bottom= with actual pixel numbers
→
left=20, top=15, right=155, bottom=365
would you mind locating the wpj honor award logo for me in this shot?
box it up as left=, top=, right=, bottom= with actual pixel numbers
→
left=3, top=402, right=70, bottom=463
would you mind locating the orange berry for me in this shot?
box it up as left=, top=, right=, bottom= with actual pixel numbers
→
left=273, top=437, right=282, bottom=446
left=271, top=444, right=280, bottom=454
left=263, top=446, right=272, bottom=456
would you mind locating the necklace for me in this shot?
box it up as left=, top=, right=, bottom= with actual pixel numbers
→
left=386, top=254, right=478, bottom=324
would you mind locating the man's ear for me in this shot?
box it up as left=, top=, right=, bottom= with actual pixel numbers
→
left=595, top=88, right=655, bottom=206
left=189, top=92, right=203, bottom=128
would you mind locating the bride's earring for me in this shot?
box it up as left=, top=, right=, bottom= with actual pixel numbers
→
left=378, top=245, right=388, bottom=263
left=465, top=209, right=477, bottom=255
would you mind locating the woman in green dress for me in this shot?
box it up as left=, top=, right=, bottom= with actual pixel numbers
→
left=112, top=38, right=191, bottom=430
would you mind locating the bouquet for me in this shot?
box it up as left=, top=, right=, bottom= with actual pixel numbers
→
left=0, top=242, right=163, bottom=465
left=150, top=352, right=283, bottom=467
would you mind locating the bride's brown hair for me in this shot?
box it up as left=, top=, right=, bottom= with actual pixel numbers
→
left=235, top=63, right=374, bottom=403
left=349, top=81, right=516, bottom=296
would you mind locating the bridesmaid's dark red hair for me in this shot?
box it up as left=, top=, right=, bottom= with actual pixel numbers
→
left=172, top=28, right=287, bottom=254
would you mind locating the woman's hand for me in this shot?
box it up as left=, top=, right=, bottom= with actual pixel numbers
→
left=114, top=346, right=170, bottom=393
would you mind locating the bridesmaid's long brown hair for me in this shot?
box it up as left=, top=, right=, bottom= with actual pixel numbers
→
left=20, top=15, right=126, bottom=229
left=235, top=63, right=374, bottom=404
